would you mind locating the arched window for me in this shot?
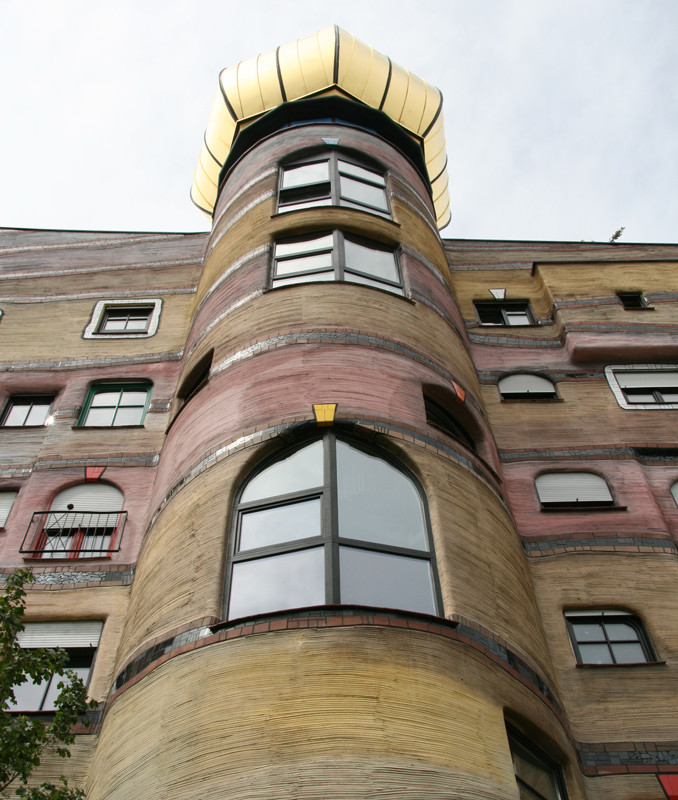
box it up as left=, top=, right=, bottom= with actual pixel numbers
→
left=498, top=374, right=557, bottom=399
left=225, top=433, right=439, bottom=620
left=535, top=472, right=614, bottom=508
left=21, top=483, right=126, bottom=559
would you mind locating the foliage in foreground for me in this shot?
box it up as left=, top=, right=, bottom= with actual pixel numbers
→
left=0, top=570, right=91, bottom=799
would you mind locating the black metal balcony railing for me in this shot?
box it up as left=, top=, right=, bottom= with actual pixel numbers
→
left=20, top=511, right=127, bottom=558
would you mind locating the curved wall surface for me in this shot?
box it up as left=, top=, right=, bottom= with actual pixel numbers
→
left=86, top=120, right=577, bottom=799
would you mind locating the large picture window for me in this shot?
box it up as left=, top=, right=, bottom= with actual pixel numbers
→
left=226, top=433, right=439, bottom=620
left=278, top=153, right=389, bottom=217
left=272, top=231, right=403, bottom=295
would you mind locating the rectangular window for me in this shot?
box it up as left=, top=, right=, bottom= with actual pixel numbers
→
left=84, top=299, right=162, bottom=339
left=273, top=231, right=403, bottom=295
left=565, top=611, right=655, bottom=665
left=535, top=472, right=614, bottom=507
left=7, top=621, right=102, bottom=713
left=278, top=153, right=389, bottom=217
left=0, top=490, right=18, bottom=527
left=507, top=725, right=568, bottom=800
left=1, top=396, right=53, bottom=427
left=474, top=301, right=534, bottom=326
left=605, top=366, right=678, bottom=409
left=78, top=384, right=151, bottom=427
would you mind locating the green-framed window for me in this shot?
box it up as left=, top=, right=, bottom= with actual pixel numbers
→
left=78, top=384, right=151, bottom=427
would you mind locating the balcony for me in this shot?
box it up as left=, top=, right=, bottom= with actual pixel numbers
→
left=20, top=510, right=127, bottom=559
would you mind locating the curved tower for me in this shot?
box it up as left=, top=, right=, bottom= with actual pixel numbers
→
left=85, top=27, right=579, bottom=800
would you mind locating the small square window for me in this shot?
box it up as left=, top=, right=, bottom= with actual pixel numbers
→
left=616, top=291, right=649, bottom=309
left=474, top=301, right=534, bottom=327
left=84, top=300, right=162, bottom=339
left=78, top=384, right=151, bottom=427
left=1, top=396, right=53, bottom=427
left=565, top=610, right=655, bottom=665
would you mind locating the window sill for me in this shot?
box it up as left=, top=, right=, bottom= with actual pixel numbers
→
left=540, top=505, right=627, bottom=512
left=575, top=660, right=665, bottom=668
left=270, top=208, right=400, bottom=227
left=0, top=425, right=49, bottom=429
left=621, top=306, right=655, bottom=311
left=500, top=396, right=563, bottom=402
left=71, top=425, right=145, bottom=430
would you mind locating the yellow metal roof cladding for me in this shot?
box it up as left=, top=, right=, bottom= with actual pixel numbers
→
left=191, top=26, right=450, bottom=229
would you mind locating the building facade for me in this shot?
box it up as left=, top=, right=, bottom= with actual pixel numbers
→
left=2, top=27, right=678, bottom=800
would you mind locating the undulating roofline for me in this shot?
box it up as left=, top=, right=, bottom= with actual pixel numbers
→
left=191, top=25, right=451, bottom=229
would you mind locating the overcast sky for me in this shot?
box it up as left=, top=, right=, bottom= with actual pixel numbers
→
left=1, top=0, right=676, bottom=243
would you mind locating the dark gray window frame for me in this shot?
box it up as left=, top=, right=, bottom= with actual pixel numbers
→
left=224, top=431, right=441, bottom=620
left=474, top=300, right=535, bottom=327
left=507, top=724, right=568, bottom=800
left=277, top=151, right=390, bottom=218
left=564, top=610, right=656, bottom=665
left=272, top=230, right=404, bottom=295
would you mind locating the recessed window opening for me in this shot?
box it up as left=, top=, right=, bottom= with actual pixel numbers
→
left=177, top=350, right=213, bottom=410
left=474, top=301, right=534, bottom=327
left=565, top=610, right=655, bottom=665
left=278, top=152, right=389, bottom=217
left=498, top=374, right=557, bottom=400
left=1, top=396, right=54, bottom=427
left=273, top=231, right=403, bottom=295
left=616, top=291, right=648, bottom=309
left=84, top=299, right=162, bottom=339
left=20, top=483, right=126, bottom=559
left=7, top=621, right=102, bottom=713
left=607, top=368, right=678, bottom=407
left=424, top=395, right=476, bottom=451
left=78, top=384, right=151, bottom=427
left=535, top=472, right=614, bottom=507
left=507, top=724, right=568, bottom=800
left=225, top=432, right=439, bottom=621
left=0, top=490, right=18, bottom=527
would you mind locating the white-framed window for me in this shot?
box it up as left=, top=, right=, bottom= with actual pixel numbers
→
left=605, top=365, right=678, bottom=410
left=535, top=472, right=614, bottom=508
left=0, top=490, right=18, bottom=527
left=84, top=299, right=162, bottom=339
left=7, top=621, right=102, bottom=712
left=498, top=374, right=557, bottom=399
left=278, top=153, right=389, bottom=217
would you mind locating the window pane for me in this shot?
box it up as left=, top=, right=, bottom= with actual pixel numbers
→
left=119, top=391, right=148, bottom=407
left=242, top=441, right=324, bottom=502
left=660, top=391, right=678, bottom=403
left=336, top=441, right=427, bottom=549
left=625, top=391, right=655, bottom=403
left=239, top=499, right=321, bottom=551
left=570, top=622, right=605, bottom=642
left=339, top=547, right=436, bottom=614
left=42, top=666, right=91, bottom=712
left=25, top=404, right=50, bottom=425
left=228, top=547, right=325, bottom=619
left=338, top=160, right=385, bottom=185
left=90, top=391, right=119, bottom=407
left=611, top=642, right=647, bottom=663
left=278, top=198, right=333, bottom=213
left=344, top=272, right=403, bottom=295
left=605, top=622, right=639, bottom=641
left=343, top=240, right=398, bottom=283
left=112, top=406, right=144, bottom=426
left=125, top=318, right=150, bottom=331
left=80, top=532, right=113, bottom=556
left=578, top=643, right=613, bottom=664
left=102, top=318, right=128, bottom=332
left=513, top=753, right=562, bottom=800
left=282, top=161, right=329, bottom=188
left=275, top=234, right=334, bottom=258
left=8, top=676, right=49, bottom=711
left=273, top=273, right=335, bottom=287
left=4, top=405, right=29, bottom=425
left=506, top=312, right=531, bottom=326
left=340, top=176, right=388, bottom=210
left=84, top=407, right=116, bottom=427
left=275, top=252, right=333, bottom=276
left=41, top=533, right=74, bottom=558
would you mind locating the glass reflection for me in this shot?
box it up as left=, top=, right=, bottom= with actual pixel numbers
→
left=339, top=547, right=436, bottom=615
left=228, top=547, right=325, bottom=619
left=242, top=441, right=324, bottom=502
left=239, top=499, right=321, bottom=551
left=344, top=240, right=398, bottom=282
left=336, top=441, right=427, bottom=550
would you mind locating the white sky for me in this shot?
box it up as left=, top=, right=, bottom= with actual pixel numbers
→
left=1, top=0, right=676, bottom=243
